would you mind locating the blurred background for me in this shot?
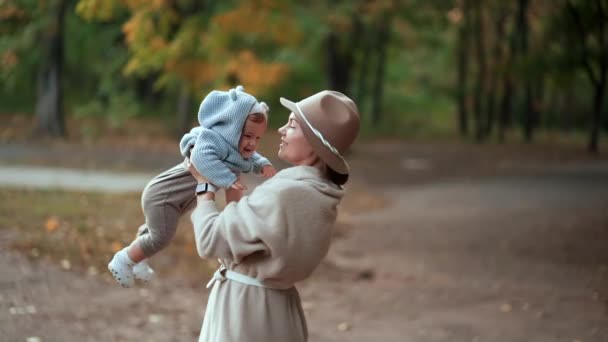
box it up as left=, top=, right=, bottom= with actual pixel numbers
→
left=1, top=0, right=608, bottom=341
left=1, top=0, right=607, bottom=146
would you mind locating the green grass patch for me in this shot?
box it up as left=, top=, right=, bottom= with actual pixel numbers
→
left=0, top=188, right=213, bottom=282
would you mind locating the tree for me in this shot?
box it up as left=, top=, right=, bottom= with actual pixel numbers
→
left=77, top=0, right=295, bottom=132
left=34, top=0, right=68, bottom=137
left=565, top=0, right=608, bottom=153
left=1, top=0, right=70, bottom=137
left=472, top=0, right=487, bottom=142
left=455, top=0, right=471, bottom=137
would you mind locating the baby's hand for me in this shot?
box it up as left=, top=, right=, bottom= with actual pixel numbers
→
left=261, top=165, right=277, bottom=178
left=230, top=180, right=248, bottom=191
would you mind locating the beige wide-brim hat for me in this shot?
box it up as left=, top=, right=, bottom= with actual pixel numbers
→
left=280, top=90, right=360, bottom=174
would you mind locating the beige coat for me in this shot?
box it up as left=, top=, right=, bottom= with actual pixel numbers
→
left=191, top=165, right=344, bottom=342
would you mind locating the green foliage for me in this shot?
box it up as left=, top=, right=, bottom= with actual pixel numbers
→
left=0, top=0, right=605, bottom=143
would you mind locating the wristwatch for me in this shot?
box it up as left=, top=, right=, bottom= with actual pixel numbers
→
left=196, top=183, right=217, bottom=195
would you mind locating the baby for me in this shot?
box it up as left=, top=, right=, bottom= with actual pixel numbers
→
left=108, top=85, right=276, bottom=287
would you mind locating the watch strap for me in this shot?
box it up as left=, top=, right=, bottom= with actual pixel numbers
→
left=196, top=183, right=217, bottom=195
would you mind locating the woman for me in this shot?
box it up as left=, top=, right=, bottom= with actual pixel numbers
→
left=186, top=90, right=360, bottom=341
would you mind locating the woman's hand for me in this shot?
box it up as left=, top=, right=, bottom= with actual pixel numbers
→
left=185, top=157, right=208, bottom=184
left=230, top=179, right=248, bottom=191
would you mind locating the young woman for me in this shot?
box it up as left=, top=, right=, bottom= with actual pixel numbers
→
left=186, top=90, right=360, bottom=341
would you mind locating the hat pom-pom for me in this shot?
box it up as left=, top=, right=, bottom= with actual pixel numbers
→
left=260, top=102, right=269, bottom=113
left=229, top=85, right=244, bottom=100
left=229, top=89, right=237, bottom=100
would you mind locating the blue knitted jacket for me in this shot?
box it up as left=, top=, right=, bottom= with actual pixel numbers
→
left=179, top=87, right=271, bottom=188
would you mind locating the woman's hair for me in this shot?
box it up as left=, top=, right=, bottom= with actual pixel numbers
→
left=247, top=112, right=267, bottom=124
left=325, top=165, right=349, bottom=186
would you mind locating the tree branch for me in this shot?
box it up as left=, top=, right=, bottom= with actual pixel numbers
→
left=566, top=0, right=599, bottom=86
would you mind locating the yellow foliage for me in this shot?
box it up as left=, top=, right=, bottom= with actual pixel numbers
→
left=76, top=0, right=119, bottom=22
left=151, top=0, right=169, bottom=10
left=0, top=4, right=25, bottom=20
left=225, top=50, right=288, bottom=94
left=212, top=1, right=301, bottom=45
left=169, top=60, right=217, bottom=88
left=124, top=0, right=149, bottom=11
left=150, top=36, right=167, bottom=51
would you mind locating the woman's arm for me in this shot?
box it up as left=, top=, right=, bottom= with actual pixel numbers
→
left=187, top=158, right=269, bottom=261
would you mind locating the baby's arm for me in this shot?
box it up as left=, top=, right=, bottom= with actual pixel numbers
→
left=225, top=177, right=244, bottom=203
left=250, top=152, right=276, bottom=178
left=190, top=130, right=238, bottom=189
left=179, top=126, right=203, bottom=157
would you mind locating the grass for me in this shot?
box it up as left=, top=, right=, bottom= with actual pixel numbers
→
left=0, top=183, right=382, bottom=284
left=0, top=188, right=214, bottom=283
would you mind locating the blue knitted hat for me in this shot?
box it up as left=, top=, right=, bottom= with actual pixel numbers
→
left=197, top=85, right=259, bottom=148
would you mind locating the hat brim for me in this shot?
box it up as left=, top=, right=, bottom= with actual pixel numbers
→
left=279, top=97, right=350, bottom=174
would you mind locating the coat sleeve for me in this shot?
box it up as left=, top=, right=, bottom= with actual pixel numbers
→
left=189, top=129, right=238, bottom=188
left=190, top=180, right=291, bottom=262
left=179, top=126, right=203, bottom=157
left=250, top=152, right=271, bottom=174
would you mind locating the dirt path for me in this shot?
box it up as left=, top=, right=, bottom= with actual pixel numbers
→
left=312, top=168, right=608, bottom=342
left=2, top=142, right=608, bottom=341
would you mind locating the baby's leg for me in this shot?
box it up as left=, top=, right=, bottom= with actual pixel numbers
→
left=136, top=163, right=197, bottom=258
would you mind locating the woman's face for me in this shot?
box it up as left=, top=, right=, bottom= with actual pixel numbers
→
left=278, top=113, right=317, bottom=166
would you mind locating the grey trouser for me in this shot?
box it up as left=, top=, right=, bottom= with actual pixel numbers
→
left=136, top=162, right=198, bottom=257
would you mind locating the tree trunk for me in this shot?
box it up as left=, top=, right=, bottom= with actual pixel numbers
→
left=370, top=13, right=391, bottom=126
left=516, top=0, right=534, bottom=143
left=456, top=0, right=471, bottom=137
left=34, top=0, right=68, bottom=138
left=472, top=0, right=486, bottom=142
left=566, top=0, right=607, bottom=153
left=355, top=25, right=372, bottom=112
left=589, top=78, right=606, bottom=153
left=326, top=31, right=352, bottom=96
left=175, top=83, right=193, bottom=138
left=498, top=8, right=519, bottom=143
left=485, top=7, right=507, bottom=138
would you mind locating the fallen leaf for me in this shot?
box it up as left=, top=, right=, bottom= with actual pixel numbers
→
left=148, top=314, right=163, bottom=324
left=500, top=303, right=512, bottom=313
left=61, top=259, right=71, bottom=270
left=337, top=322, right=351, bottom=332
left=87, top=266, right=98, bottom=276
left=79, top=240, right=91, bottom=259
left=45, top=216, right=60, bottom=233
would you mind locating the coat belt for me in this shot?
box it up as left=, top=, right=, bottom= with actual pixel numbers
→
left=206, top=265, right=293, bottom=290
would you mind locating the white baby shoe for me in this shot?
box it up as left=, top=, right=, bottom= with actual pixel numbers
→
left=108, top=248, right=135, bottom=288
left=133, top=259, right=155, bottom=283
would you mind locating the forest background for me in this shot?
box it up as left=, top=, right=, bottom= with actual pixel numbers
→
left=1, top=0, right=607, bottom=152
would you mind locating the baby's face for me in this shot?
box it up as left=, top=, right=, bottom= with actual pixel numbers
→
left=238, top=119, right=267, bottom=159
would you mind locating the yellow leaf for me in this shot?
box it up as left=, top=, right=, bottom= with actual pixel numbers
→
left=45, top=216, right=60, bottom=233
left=111, top=241, right=123, bottom=253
